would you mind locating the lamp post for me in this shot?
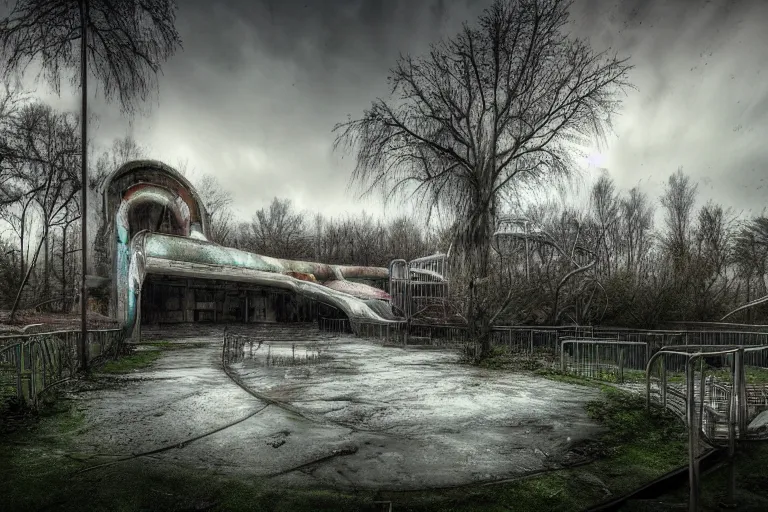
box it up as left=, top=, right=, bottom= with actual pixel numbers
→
left=78, top=0, right=89, bottom=374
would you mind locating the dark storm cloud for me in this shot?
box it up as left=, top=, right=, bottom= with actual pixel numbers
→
left=23, top=0, right=768, bottom=222
left=127, top=0, right=489, bottom=219
left=566, top=0, right=768, bottom=219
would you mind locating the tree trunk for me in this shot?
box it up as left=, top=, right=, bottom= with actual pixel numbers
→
left=79, top=0, right=90, bottom=374
left=61, top=224, right=68, bottom=312
left=9, top=233, right=47, bottom=323
left=463, top=198, right=495, bottom=360
left=19, top=208, right=25, bottom=283
left=44, top=224, right=50, bottom=306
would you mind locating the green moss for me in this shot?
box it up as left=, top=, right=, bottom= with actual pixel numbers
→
left=98, top=350, right=163, bottom=374
left=534, top=369, right=604, bottom=387
left=472, top=346, right=558, bottom=373
left=95, top=341, right=204, bottom=374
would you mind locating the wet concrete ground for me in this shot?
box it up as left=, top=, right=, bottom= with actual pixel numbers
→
left=70, top=324, right=604, bottom=491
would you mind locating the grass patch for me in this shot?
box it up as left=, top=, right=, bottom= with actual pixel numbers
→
left=95, top=340, right=205, bottom=374
left=630, top=441, right=768, bottom=511
left=533, top=369, right=603, bottom=387
left=98, top=349, right=164, bottom=374
left=470, top=346, right=559, bottom=373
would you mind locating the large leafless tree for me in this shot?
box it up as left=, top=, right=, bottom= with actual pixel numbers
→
left=334, top=0, right=633, bottom=357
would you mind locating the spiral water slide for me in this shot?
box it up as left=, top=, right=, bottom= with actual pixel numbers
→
left=108, top=160, right=401, bottom=336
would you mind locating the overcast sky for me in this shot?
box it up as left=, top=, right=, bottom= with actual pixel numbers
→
left=27, top=0, right=768, bottom=224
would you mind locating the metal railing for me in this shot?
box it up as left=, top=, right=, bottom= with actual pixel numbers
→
left=645, top=345, right=768, bottom=512
left=388, top=254, right=449, bottom=320
left=0, top=329, right=124, bottom=409
left=560, top=339, right=650, bottom=382
left=350, top=320, right=405, bottom=344
left=351, top=321, right=768, bottom=355
left=318, top=316, right=351, bottom=334
left=222, top=329, right=331, bottom=367
left=646, top=345, right=768, bottom=440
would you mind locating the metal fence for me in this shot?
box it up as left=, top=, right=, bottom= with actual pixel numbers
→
left=0, top=329, right=124, bottom=409
left=222, top=329, right=332, bottom=367
left=591, top=328, right=768, bottom=364
left=643, top=345, right=768, bottom=511
left=646, top=345, right=768, bottom=440
left=560, top=339, right=650, bottom=382
left=318, top=316, right=352, bottom=334
left=351, top=320, right=768, bottom=359
left=351, top=320, right=405, bottom=344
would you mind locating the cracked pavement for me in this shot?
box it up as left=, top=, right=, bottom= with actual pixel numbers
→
left=68, top=324, right=605, bottom=491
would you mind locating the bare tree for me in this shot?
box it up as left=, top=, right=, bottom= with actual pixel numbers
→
left=194, top=173, right=234, bottom=245
left=660, top=167, right=698, bottom=266
left=243, top=198, right=312, bottom=260
left=58, top=199, right=80, bottom=312
left=0, top=0, right=181, bottom=368
left=692, top=202, right=735, bottom=313
left=6, top=102, right=80, bottom=321
left=91, top=134, right=145, bottom=190
left=620, top=186, right=654, bottom=279
left=590, top=172, right=620, bottom=277
left=334, top=0, right=632, bottom=357
left=726, top=218, right=768, bottom=322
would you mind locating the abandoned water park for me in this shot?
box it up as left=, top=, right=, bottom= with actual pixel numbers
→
left=3, top=0, right=768, bottom=511
left=2, top=160, right=768, bottom=512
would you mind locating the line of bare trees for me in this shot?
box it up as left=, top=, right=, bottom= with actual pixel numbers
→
left=232, top=197, right=440, bottom=268
left=453, top=167, right=768, bottom=328
left=0, top=93, right=765, bottom=331
left=189, top=166, right=768, bottom=328
left=0, top=82, right=153, bottom=318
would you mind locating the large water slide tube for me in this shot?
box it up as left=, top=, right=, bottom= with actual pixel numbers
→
left=106, top=160, right=401, bottom=336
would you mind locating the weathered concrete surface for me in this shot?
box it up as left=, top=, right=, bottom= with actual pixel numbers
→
left=69, top=324, right=604, bottom=491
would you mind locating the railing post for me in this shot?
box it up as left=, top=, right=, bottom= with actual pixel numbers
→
left=618, top=348, right=625, bottom=384
left=560, top=340, right=566, bottom=372
left=699, top=358, right=705, bottom=440
left=661, top=357, right=667, bottom=409
left=687, top=356, right=700, bottom=512
left=736, top=347, right=747, bottom=435
left=723, top=349, right=738, bottom=509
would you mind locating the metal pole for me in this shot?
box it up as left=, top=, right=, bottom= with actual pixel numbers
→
left=724, top=351, right=737, bottom=508
left=560, top=340, right=566, bottom=372
left=618, top=348, right=625, bottom=384
left=78, top=0, right=89, bottom=375
left=687, top=356, right=700, bottom=512
left=738, top=348, right=747, bottom=435
left=699, top=358, right=705, bottom=438
left=661, top=357, right=667, bottom=409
